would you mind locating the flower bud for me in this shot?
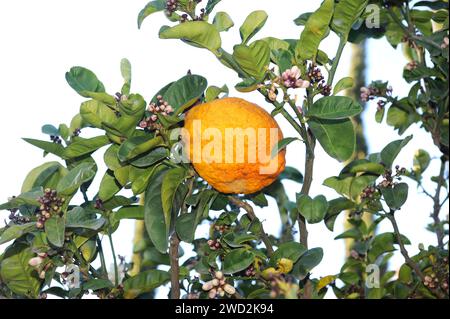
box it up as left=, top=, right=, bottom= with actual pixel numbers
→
left=202, top=280, right=214, bottom=291
left=212, top=278, right=219, bottom=287
left=39, top=270, right=46, bottom=279
left=28, top=256, right=44, bottom=267
left=223, top=284, right=236, bottom=295
left=215, top=271, right=224, bottom=280
left=208, top=288, right=217, bottom=299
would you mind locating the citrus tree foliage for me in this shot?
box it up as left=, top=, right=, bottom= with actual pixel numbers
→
left=0, top=0, right=448, bottom=299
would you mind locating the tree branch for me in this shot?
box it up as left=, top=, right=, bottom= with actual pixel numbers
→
left=228, top=196, right=274, bottom=256
left=169, top=232, right=181, bottom=299
left=386, top=212, right=446, bottom=298
left=432, top=157, right=447, bottom=249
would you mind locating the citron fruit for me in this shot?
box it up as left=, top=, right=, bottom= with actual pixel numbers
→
left=182, top=97, right=285, bottom=194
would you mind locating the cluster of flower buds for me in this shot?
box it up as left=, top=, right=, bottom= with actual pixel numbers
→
left=214, top=224, right=229, bottom=234
left=268, top=84, right=278, bottom=102
left=360, top=185, right=377, bottom=200
left=72, top=128, right=81, bottom=137
left=50, top=135, right=62, bottom=144
left=165, top=0, right=178, bottom=15
left=207, top=238, right=221, bottom=250
left=378, top=166, right=405, bottom=189
left=441, top=36, right=449, bottom=49
left=360, top=84, right=392, bottom=102
left=244, top=265, right=256, bottom=277
left=202, top=271, right=236, bottom=298
left=281, top=66, right=310, bottom=89
left=317, top=81, right=332, bottom=96
left=8, top=203, right=30, bottom=224
left=36, top=189, right=65, bottom=228
left=404, top=60, right=418, bottom=71
left=139, top=95, right=174, bottom=130
left=28, top=253, right=48, bottom=279
left=424, top=274, right=441, bottom=289
left=94, top=198, right=104, bottom=210
left=307, top=64, right=324, bottom=84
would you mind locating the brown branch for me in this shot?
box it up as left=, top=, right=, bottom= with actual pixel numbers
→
left=228, top=196, right=274, bottom=256
left=169, top=232, right=181, bottom=299
left=432, top=157, right=447, bottom=249
left=386, top=212, right=446, bottom=299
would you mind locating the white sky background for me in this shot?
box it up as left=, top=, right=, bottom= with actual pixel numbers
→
left=0, top=0, right=447, bottom=298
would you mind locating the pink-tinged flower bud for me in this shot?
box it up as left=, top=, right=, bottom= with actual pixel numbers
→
left=151, top=115, right=158, bottom=122
left=215, top=271, right=224, bottom=280
left=157, top=95, right=163, bottom=100
left=219, top=279, right=226, bottom=285
left=37, top=252, right=47, bottom=258
left=162, top=112, right=167, bottom=116
left=441, top=37, right=449, bottom=49
left=166, top=106, right=174, bottom=113
left=28, top=256, right=44, bottom=267
left=290, top=66, right=301, bottom=78
left=39, top=270, right=46, bottom=279
left=155, top=106, right=160, bottom=112
left=297, top=106, right=303, bottom=115
left=268, top=90, right=277, bottom=101
left=360, top=87, right=370, bottom=95
left=223, top=284, right=236, bottom=295
left=208, top=288, right=217, bottom=299
left=160, top=105, right=166, bottom=111
left=212, top=279, right=220, bottom=287
left=139, top=121, right=148, bottom=128
left=148, top=105, right=155, bottom=112
left=202, top=280, right=214, bottom=291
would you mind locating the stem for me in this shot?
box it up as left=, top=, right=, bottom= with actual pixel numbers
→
left=228, top=196, right=274, bottom=256
left=327, top=37, right=347, bottom=86
left=169, top=233, right=181, bottom=299
left=432, top=157, right=447, bottom=249
left=386, top=211, right=446, bottom=299
left=96, top=237, right=108, bottom=278
left=108, top=230, right=119, bottom=286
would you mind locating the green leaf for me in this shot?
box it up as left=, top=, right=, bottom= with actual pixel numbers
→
left=65, top=66, right=105, bottom=97
left=271, top=137, right=298, bottom=159
left=56, top=162, right=96, bottom=196
left=333, top=77, right=354, bottom=95
left=64, top=135, right=110, bottom=158
left=161, top=167, right=187, bottom=233
left=294, top=12, right=313, bottom=26
left=233, top=40, right=270, bottom=81
left=118, top=135, right=165, bottom=162
left=205, top=0, right=222, bottom=14
left=45, top=216, right=65, bottom=247
left=222, top=232, right=258, bottom=248
left=123, top=269, right=170, bottom=299
left=137, top=0, right=166, bottom=29
left=323, top=174, right=377, bottom=200
left=0, top=189, right=43, bottom=210
left=213, top=12, right=234, bottom=32
left=98, top=170, right=122, bottom=201
left=205, top=85, right=229, bottom=102
left=130, top=147, right=169, bottom=168
left=293, top=247, right=323, bottom=277
left=297, top=194, right=329, bottom=224
left=239, top=10, right=268, bottom=44
left=331, top=0, right=368, bottom=38
left=380, top=135, right=413, bottom=168
left=278, top=166, right=303, bottom=183
left=144, top=166, right=169, bottom=253
left=308, top=118, right=355, bottom=162
left=269, top=242, right=307, bottom=267
left=162, top=74, right=207, bottom=114
left=120, top=58, right=132, bottom=94
left=0, top=223, right=36, bottom=245
left=235, top=78, right=259, bottom=92
left=324, top=197, right=355, bottom=231
left=83, top=278, right=114, bottom=291
left=308, top=96, right=362, bottom=119
left=159, top=21, right=222, bottom=53
left=79, top=100, right=117, bottom=129
left=23, top=138, right=65, bottom=158
left=413, top=149, right=431, bottom=175
left=340, top=159, right=385, bottom=176
left=0, top=244, right=41, bottom=298
left=296, top=0, right=334, bottom=61
left=381, top=183, right=409, bottom=210
left=41, top=124, right=60, bottom=136
left=368, top=232, right=410, bottom=262
left=222, top=248, right=255, bottom=274
left=21, top=162, right=67, bottom=193
left=114, top=205, right=144, bottom=220
left=66, top=207, right=106, bottom=230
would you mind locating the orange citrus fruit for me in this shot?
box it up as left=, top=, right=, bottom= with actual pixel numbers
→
left=182, top=97, right=286, bottom=194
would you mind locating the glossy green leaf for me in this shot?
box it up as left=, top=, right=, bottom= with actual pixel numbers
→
left=137, top=0, right=166, bottom=29
left=64, top=135, right=110, bottom=158
left=307, top=96, right=362, bottom=119
left=324, top=197, right=355, bottom=231
left=161, top=167, right=187, bottom=233
left=65, top=66, right=105, bottom=98
left=23, top=138, right=66, bottom=158
left=333, top=77, right=354, bottom=95
left=205, top=85, right=229, bottom=102
left=213, top=12, right=234, bottom=32
left=368, top=232, right=410, bottom=262
left=340, top=159, right=385, bottom=176
left=380, top=135, right=413, bottom=168
left=21, top=162, right=67, bottom=193
left=98, top=170, right=122, bottom=201
left=162, top=74, right=207, bottom=114
left=331, top=0, right=368, bottom=38
left=222, top=248, right=255, bottom=274
left=296, top=0, right=334, bottom=61
left=271, top=137, right=298, bottom=159
left=293, top=247, right=323, bottom=277
left=235, top=78, right=259, bottom=92
left=159, top=21, right=222, bottom=53
left=56, top=162, right=96, bottom=196
left=269, top=242, right=307, bottom=267
left=118, top=135, right=165, bottom=162
left=381, top=183, right=409, bottom=210
left=144, top=166, right=169, bottom=253
left=297, top=194, right=328, bottom=224
left=66, top=207, right=105, bottom=230
left=80, top=100, right=117, bottom=129
left=45, top=216, right=65, bottom=247
left=308, top=118, right=355, bottom=162
left=0, top=244, right=41, bottom=298
left=41, top=124, right=60, bottom=136
left=233, top=40, right=270, bottom=81
left=239, top=10, right=268, bottom=44
left=0, top=223, right=36, bottom=245
left=123, top=269, right=170, bottom=299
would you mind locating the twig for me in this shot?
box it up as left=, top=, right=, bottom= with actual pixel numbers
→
left=386, top=211, right=446, bottom=298
left=432, top=157, right=447, bottom=249
left=96, top=236, right=108, bottom=279
left=107, top=230, right=119, bottom=286
left=169, top=233, right=181, bottom=299
left=228, top=196, right=274, bottom=256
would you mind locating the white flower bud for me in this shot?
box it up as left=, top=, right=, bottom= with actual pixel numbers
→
left=208, top=288, right=217, bottom=299
left=215, top=271, right=224, bottom=280
left=212, top=278, right=220, bottom=287
left=202, top=280, right=214, bottom=291
left=223, top=284, right=236, bottom=295
left=28, top=256, right=44, bottom=267
left=39, top=270, right=46, bottom=279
